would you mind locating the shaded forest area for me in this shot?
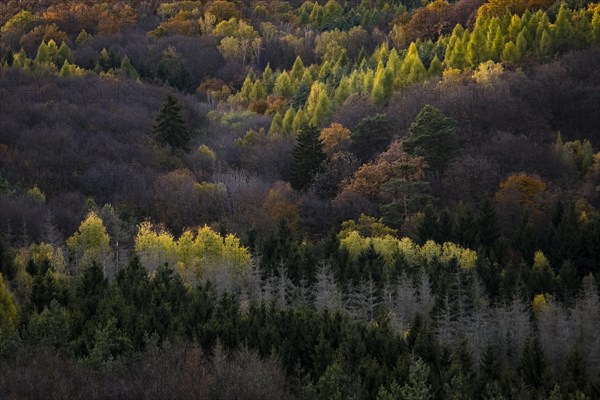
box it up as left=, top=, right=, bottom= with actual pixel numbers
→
left=1, top=0, right=600, bottom=399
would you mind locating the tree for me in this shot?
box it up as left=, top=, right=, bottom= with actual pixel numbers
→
left=552, top=4, right=574, bottom=53
left=400, top=357, right=433, bottom=400
left=401, top=42, right=427, bottom=86
left=372, top=62, right=394, bottom=105
left=477, top=199, right=500, bottom=249
left=153, top=94, right=189, bottom=151
left=291, top=124, right=326, bottom=191
left=404, top=105, right=458, bottom=178
left=501, top=41, right=522, bottom=63
left=520, top=336, right=546, bottom=388
left=319, top=123, right=351, bottom=156
left=67, top=212, right=112, bottom=273
left=350, top=114, right=393, bottom=163
left=0, top=273, right=17, bottom=330
left=119, top=55, right=139, bottom=80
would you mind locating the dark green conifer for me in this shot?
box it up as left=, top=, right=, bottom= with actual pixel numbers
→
left=153, top=94, right=189, bottom=151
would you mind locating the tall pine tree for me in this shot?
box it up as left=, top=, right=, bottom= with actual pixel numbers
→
left=290, top=124, right=325, bottom=191
left=153, top=94, right=189, bottom=151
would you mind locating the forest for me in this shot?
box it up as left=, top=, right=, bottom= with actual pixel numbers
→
left=0, top=0, right=599, bottom=398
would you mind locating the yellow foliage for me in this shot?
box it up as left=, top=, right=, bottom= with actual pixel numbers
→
left=532, top=293, right=549, bottom=315
left=319, top=123, right=351, bottom=156
left=339, top=230, right=477, bottom=271
left=15, top=243, right=66, bottom=274
left=67, top=212, right=111, bottom=269
left=495, top=173, right=548, bottom=210
left=135, top=222, right=252, bottom=281
left=472, top=61, right=504, bottom=85
left=0, top=273, right=18, bottom=329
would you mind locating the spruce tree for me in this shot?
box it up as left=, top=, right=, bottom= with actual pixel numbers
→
left=404, top=104, right=458, bottom=177
left=290, top=124, right=325, bottom=191
left=35, top=41, right=50, bottom=64
left=477, top=199, right=500, bottom=249
left=350, top=113, right=392, bottom=163
left=153, top=94, right=189, bottom=151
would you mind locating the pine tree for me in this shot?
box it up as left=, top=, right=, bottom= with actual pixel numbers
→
left=467, top=20, right=488, bottom=68
left=35, top=41, right=50, bottom=64
left=56, top=42, right=74, bottom=67
left=404, top=104, right=458, bottom=177
left=539, top=29, right=553, bottom=59
left=262, top=63, right=275, bottom=93
left=282, top=107, right=296, bottom=134
left=427, top=55, right=443, bottom=78
left=401, top=42, right=427, bottom=85
left=372, top=61, right=393, bottom=105
left=290, top=124, right=325, bottom=191
left=58, top=60, right=73, bottom=77
left=553, top=3, right=574, bottom=53
left=0, top=273, right=17, bottom=330
left=290, top=55, right=305, bottom=82
left=592, top=11, right=600, bottom=45
left=520, top=337, right=546, bottom=388
left=477, top=199, right=499, bottom=249
left=269, top=112, right=283, bottom=135
left=75, top=29, right=93, bottom=47
left=501, top=41, right=521, bottom=63
left=350, top=113, right=392, bottom=163
left=120, top=55, right=139, bottom=80
left=516, top=29, right=529, bottom=56
left=153, top=94, right=189, bottom=151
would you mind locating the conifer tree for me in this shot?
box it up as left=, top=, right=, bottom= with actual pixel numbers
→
left=46, top=39, right=58, bottom=64
left=269, top=112, right=283, bottom=135
left=501, top=41, right=521, bottom=63
left=262, top=63, right=275, bottom=93
left=0, top=273, right=17, bottom=330
left=539, top=29, right=553, bottom=59
left=120, top=55, right=139, bottom=80
left=477, top=199, right=500, bottom=249
left=35, top=41, right=50, bottom=64
left=401, top=42, right=427, bottom=85
left=592, top=11, right=600, bottom=45
left=56, top=42, right=74, bottom=67
left=290, top=124, right=325, bottom=191
left=467, top=20, right=488, bottom=68
left=372, top=61, right=393, bottom=105
left=350, top=113, right=392, bottom=162
left=404, top=104, right=458, bottom=177
left=516, top=29, right=529, bottom=56
left=292, top=108, right=308, bottom=133
left=239, top=75, right=254, bottom=102
left=273, top=71, right=293, bottom=98
left=282, top=107, right=296, bottom=134
left=427, top=55, right=443, bottom=78
left=153, top=94, right=189, bottom=151
left=290, top=56, right=305, bottom=82
left=58, top=60, right=73, bottom=77
left=553, top=3, right=574, bottom=52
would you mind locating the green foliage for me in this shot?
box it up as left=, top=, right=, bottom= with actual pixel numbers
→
left=0, top=273, right=17, bottom=330
left=350, top=114, right=392, bottom=163
left=67, top=212, right=111, bottom=271
left=291, top=124, right=326, bottom=191
left=153, top=94, right=190, bottom=151
left=404, top=105, right=458, bottom=175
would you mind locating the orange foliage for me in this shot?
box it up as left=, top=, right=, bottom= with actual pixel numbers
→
left=495, top=173, right=548, bottom=210
left=319, top=123, right=351, bottom=156
left=207, top=1, right=242, bottom=22
left=262, top=181, right=300, bottom=233
left=344, top=141, right=425, bottom=201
